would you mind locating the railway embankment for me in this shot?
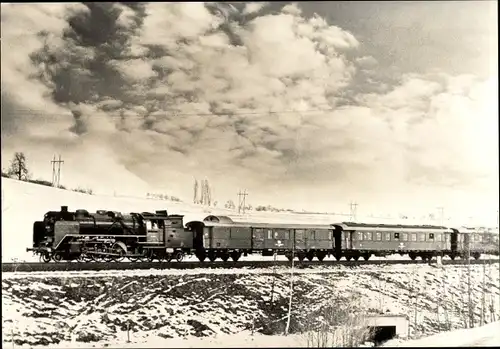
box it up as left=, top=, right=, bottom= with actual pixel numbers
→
left=2, top=263, right=500, bottom=347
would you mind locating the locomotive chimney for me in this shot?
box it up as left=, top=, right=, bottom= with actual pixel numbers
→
left=61, top=206, right=68, bottom=212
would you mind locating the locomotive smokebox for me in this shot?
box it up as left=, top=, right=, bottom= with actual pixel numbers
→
left=61, top=206, right=68, bottom=212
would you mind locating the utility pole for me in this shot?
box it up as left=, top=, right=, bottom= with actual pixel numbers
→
left=285, top=236, right=295, bottom=335
left=238, top=190, right=248, bottom=214
left=437, top=207, right=444, bottom=225
left=51, top=155, right=64, bottom=187
left=466, top=232, right=473, bottom=328
left=349, top=201, right=358, bottom=221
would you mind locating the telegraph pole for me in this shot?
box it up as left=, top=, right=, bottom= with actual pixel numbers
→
left=238, top=190, right=248, bottom=214
left=51, top=155, right=64, bottom=187
left=349, top=201, right=358, bottom=221
left=437, top=207, right=444, bottom=225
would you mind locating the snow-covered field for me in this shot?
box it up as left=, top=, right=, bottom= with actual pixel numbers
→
left=384, top=320, right=500, bottom=347
left=3, top=263, right=500, bottom=347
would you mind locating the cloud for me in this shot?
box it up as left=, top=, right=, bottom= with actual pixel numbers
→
left=1, top=2, right=497, bottom=213
left=242, top=2, right=268, bottom=15
left=356, top=55, right=378, bottom=68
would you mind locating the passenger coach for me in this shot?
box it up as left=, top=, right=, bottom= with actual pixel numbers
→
left=185, top=215, right=334, bottom=262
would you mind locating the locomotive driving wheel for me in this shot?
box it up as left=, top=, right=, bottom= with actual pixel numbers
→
left=111, top=243, right=126, bottom=262
left=52, top=252, right=63, bottom=263
left=175, top=251, right=184, bottom=262
left=40, top=252, right=51, bottom=263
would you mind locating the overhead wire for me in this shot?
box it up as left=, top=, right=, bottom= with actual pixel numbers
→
left=3, top=103, right=348, bottom=119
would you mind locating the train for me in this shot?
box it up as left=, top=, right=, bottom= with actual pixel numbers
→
left=27, top=206, right=500, bottom=263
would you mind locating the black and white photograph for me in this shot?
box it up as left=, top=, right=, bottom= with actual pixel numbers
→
left=1, top=1, right=499, bottom=347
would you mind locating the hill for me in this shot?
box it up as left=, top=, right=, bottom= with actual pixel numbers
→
left=2, top=263, right=500, bottom=347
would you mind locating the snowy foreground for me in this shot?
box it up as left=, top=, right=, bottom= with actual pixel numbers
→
left=3, top=264, right=500, bottom=347
left=383, top=320, right=500, bottom=347
left=12, top=321, right=499, bottom=348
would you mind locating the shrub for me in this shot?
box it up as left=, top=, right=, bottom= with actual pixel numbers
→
left=72, top=187, right=93, bottom=195
left=300, top=296, right=374, bottom=347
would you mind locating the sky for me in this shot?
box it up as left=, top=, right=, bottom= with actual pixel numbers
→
left=1, top=2, right=498, bottom=221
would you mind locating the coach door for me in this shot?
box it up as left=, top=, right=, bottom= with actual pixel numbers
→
left=252, top=228, right=265, bottom=250
left=295, top=229, right=306, bottom=251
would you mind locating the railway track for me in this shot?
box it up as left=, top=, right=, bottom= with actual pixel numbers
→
left=2, top=258, right=499, bottom=273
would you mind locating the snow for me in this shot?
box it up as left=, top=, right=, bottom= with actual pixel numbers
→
left=384, top=321, right=500, bottom=347
left=3, top=262, right=500, bottom=347
left=34, top=321, right=500, bottom=348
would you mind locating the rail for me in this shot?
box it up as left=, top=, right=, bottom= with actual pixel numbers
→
left=2, top=258, right=498, bottom=273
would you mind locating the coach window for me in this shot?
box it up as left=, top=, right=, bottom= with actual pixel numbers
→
left=411, top=233, right=417, bottom=242
left=309, top=230, right=316, bottom=240
left=477, top=235, right=483, bottom=242
left=435, top=233, right=441, bottom=242
left=268, top=230, right=273, bottom=239
left=384, top=232, right=391, bottom=241
left=284, top=230, right=290, bottom=240
left=375, top=232, right=382, bottom=241
left=364, top=232, right=373, bottom=240
left=401, top=233, right=408, bottom=241
left=358, top=232, right=363, bottom=240
left=418, top=233, right=426, bottom=242
left=428, top=233, right=435, bottom=241
left=253, top=228, right=262, bottom=238
left=394, top=233, right=400, bottom=240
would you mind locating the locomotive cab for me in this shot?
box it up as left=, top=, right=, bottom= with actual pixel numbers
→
left=164, top=214, right=192, bottom=249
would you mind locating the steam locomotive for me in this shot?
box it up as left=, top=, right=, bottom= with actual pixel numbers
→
left=27, top=206, right=500, bottom=263
left=28, top=206, right=188, bottom=263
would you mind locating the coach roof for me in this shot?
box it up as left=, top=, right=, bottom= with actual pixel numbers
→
left=334, top=222, right=452, bottom=232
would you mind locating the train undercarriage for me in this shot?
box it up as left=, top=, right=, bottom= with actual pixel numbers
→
left=28, top=236, right=485, bottom=264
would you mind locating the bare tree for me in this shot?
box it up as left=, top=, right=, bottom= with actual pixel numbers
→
left=301, top=296, right=373, bottom=347
left=7, top=152, right=30, bottom=181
